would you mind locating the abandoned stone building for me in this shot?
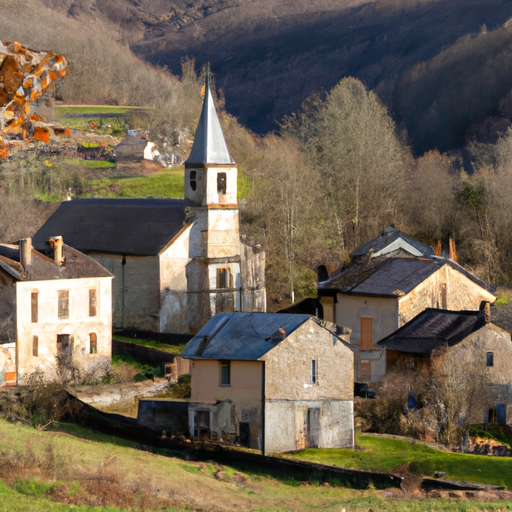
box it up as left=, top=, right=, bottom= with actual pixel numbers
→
left=378, top=305, right=512, bottom=424
left=175, top=312, right=354, bottom=454
left=34, top=82, right=266, bottom=334
left=318, top=254, right=496, bottom=383
left=0, top=237, right=112, bottom=386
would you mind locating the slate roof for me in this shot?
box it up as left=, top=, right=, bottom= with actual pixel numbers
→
left=377, top=308, right=491, bottom=354
left=0, top=243, right=112, bottom=281
left=350, top=226, right=434, bottom=259
left=182, top=313, right=315, bottom=360
left=33, top=198, right=186, bottom=256
left=318, top=256, right=495, bottom=297
left=185, top=80, right=235, bottom=166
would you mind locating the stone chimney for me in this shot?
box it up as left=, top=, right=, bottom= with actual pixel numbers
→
left=19, top=238, right=32, bottom=268
left=47, top=236, right=64, bottom=265
left=478, top=301, right=491, bottom=324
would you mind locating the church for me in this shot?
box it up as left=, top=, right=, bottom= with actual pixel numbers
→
left=34, top=82, right=266, bottom=334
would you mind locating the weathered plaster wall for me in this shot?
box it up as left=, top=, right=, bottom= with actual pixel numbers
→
left=240, top=243, right=266, bottom=313
left=205, top=165, right=237, bottom=206
left=398, top=265, right=496, bottom=325
left=262, top=318, right=353, bottom=401
left=331, top=295, right=398, bottom=382
left=207, top=209, right=240, bottom=259
left=92, top=253, right=159, bottom=331
left=15, top=276, right=112, bottom=383
left=0, top=271, right=16, bottom=343
left=265, top=400, right=354, bottom=453
left=190, top=359, right=262, bottom=448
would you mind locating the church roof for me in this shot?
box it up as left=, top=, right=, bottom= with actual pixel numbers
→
left=185, top=80, right=235, bottom=166
left=33, top=198, right=186, bottom=256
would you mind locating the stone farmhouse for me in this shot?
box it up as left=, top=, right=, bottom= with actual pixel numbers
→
left=179, top=312, right=354, bottom=454
left=378, top=305, right=512, bottom=424
left=34, top=82, right=266, bottom=335
left=318, top=254, right=496, bottom=383
left=0, top=236, right=112, bottom=386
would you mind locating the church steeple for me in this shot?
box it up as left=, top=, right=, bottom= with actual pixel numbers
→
left=184, top=77, right=237, bottom=209
left=185, top=77, right=235, bottom=166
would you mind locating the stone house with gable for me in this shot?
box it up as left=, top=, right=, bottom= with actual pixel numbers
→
left=179, top=312, right=354, bottom=454
left=0, top=236, right=112, bottom=385
left=378, top=305, right=512, bottom=424
left=318, top=254, right=496, bottom=382
left=34, top=81, right=266, bottom=334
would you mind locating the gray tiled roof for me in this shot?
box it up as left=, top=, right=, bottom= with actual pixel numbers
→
left=182, top=313, right=313, bottom=360
left=185, top=82, right=235, bottom=165
left=33, top=198, right=186, bottom=256
left=0, top=243, right=112, bottom=281
left=350, top=226, right=434, bottom=259
left=318, top=256, right=495, bottom=296
left=377, top=308, right=491, bottom=354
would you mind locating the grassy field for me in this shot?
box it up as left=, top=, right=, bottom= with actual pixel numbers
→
left=289, top=435, right=512, bottom=489
left=0, top=419, right=511, bottom=512
left=84, top=167, right=184, bottom=198
left=55, top=105, right=146, bottom=116
left=113, top=335, right=186, bottom=354
left=63, top=158, right=116, bottom=168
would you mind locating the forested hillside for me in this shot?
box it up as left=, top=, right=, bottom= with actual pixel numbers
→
left=3, top=0, right=512, bottom=306
left=31, top=0, right=512, bottom=154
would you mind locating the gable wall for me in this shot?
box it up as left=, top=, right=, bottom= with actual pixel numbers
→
left=398, top=265, right=495, bottom=325
left=262, top=319, right=353, bottom=401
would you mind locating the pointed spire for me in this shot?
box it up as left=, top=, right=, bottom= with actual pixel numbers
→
left=185, top=75, right=235, bottom=165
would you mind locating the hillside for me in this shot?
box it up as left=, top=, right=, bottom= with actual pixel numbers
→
left=30, top=0, right=512, bottom=153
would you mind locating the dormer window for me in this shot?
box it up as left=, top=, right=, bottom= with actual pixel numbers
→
left=217, top=172, right=227, bottom=194
left=190, top=170, right=197, bottom=191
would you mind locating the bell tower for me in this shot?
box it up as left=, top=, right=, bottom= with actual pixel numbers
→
left=184, top=77, right=241, bottom=330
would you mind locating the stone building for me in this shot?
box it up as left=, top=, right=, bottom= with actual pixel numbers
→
left=0, top=237, right=112, bottom=385
left=179, top=312, right=354, bottom=454
left=318, top=255, right=496, bottom=382
left=33, top=82, right=266, bottom=334
left=378, top=306, right=512, bottom=424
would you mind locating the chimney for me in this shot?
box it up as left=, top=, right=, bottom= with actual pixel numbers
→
left=19, top=238, right=32, bottom=267
left=478, top=301, right=491, bottom=324
left=449, top=237, right=457, bottom=262
left=47, top=236, right=64, bottom=265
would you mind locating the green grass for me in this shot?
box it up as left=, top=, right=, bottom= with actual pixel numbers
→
left=55, top=105, right=146, bottom=115
left=288, top=435, right=512, bottom=488
left=110, top=354, right=163, bottom=379
left=0, top=420, right=511, bottom=511
left=113, top=335, right=186, bottom=354
left=84, top=167, right=184, bottom=198
left=63, top=158, right=116, bottom=168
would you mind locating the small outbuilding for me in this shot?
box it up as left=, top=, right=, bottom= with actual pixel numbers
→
left=180, top=312, right=354, bottom=454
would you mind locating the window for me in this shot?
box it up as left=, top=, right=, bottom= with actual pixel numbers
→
left=32, top=335, right=38, bottom=357
left=89, top=289, right=97, bottom=317
left=220, top=360, right=231, bottom=386
left=90, top=333, right=97, bottom=354
left=311, top=359, right=318, bottom=384
left=31, top=291, right=38, bottom=323
left=58, top=290, right=69, bottom=319
left=360, top=317, right=373, bottom=350
left=487, top=352, right=494, bottom=367
left=190, top=170, right=197, bottom=191
left=217, top=268, right=231, bottom=289
left=217, top=172, right=227, bottom=194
